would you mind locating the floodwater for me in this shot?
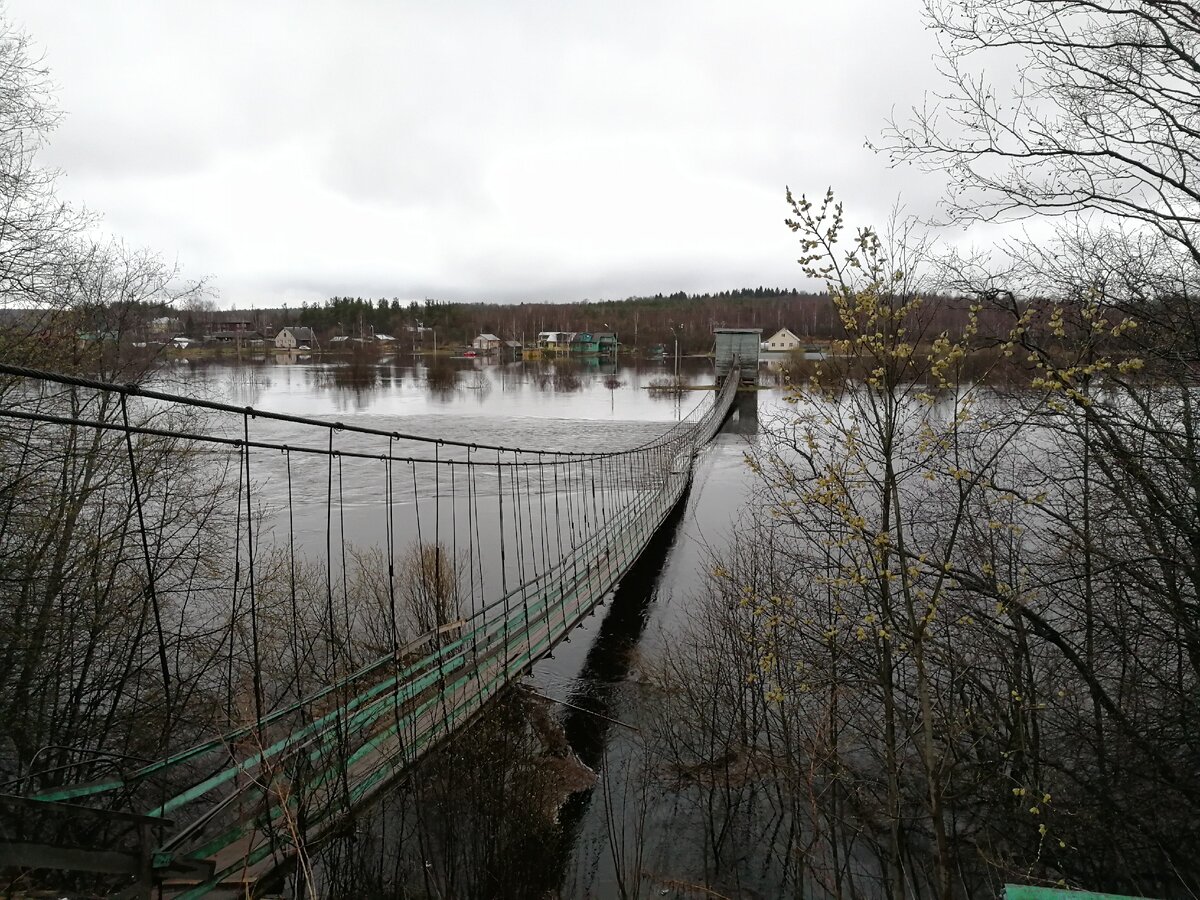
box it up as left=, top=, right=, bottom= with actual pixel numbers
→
left=163, top=352, right=779, bottom=896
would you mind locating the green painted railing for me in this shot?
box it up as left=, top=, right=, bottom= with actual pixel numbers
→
left=1005, top=886, right=1160, bottom=900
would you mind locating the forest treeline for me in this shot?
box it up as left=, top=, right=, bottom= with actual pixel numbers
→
left=140, top=285, right=978, bottom=354
left=201, top=288, right=841, bottom=353
left=19, top=278, right=987, bottom=356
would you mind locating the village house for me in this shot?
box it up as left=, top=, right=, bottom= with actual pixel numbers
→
left=537, top=331, right=573, bottom=353
left=275, top=326, right=315, bottom=349
left=471, top=333, right=502, bottom=354
left=594, top=331, right=618, bottom=355
left=764, top=327, right=803, bottom=351
left=214, top=319, right=255, bottom=334
left=148, top=316, right=180, bottom=339
left=570, top=331, right=599, bottom=354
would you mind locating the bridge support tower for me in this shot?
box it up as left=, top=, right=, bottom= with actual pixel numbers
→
left=713, top=328, right=761, bottom=386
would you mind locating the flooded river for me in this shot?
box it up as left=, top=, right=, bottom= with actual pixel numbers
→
left=164, top=353, right=778, bottom=897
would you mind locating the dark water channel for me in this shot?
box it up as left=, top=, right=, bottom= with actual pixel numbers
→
left=163, top=354, right=773, bottom=897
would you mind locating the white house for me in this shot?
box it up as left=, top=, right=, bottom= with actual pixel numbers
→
left=764, top=327, right=803, bottom=351
left=472, top=333, right=502, bottom=353
left=275, top=326, right=315, bottom=349
left=537, top=331, right=573, bottom=353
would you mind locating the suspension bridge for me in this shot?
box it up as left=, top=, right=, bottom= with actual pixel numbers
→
left=0, top=362, right=741, bottom=897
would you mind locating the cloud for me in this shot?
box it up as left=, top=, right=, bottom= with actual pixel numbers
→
left=10, top=0, right=943, bottom=306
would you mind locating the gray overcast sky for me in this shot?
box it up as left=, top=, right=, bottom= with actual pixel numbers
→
left=10, top=0, right=944, bottom=307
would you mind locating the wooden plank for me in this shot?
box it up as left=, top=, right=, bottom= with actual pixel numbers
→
left=0, top=793, right=173, bottom=827
left=0, top=841, right=139, bottom=875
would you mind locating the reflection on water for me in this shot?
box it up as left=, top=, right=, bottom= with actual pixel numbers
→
left=309, top=689, right=576, bottom=900
left=169, top=356, right=723, bottom=429
left=424, top=357, right=458, bottom=398
left=554, top=485, right=692, bottom=896
left=728, top=390, right=759, bottom=435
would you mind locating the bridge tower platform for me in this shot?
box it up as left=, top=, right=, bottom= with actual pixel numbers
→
left=713, top=327, right=761, bottom=386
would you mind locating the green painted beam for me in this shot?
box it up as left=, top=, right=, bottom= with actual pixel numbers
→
left=1005, top=885, right=1161, bottom=900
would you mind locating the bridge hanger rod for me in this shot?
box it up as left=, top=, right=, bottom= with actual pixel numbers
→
left=0, top=361, right=711, bottom=458
left=30, top=424, right=692, bottom=805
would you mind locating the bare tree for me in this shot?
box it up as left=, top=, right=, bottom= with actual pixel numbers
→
left=885, top=1, right=1200, bottom=257
left=0, top=17, right=90, bottom=360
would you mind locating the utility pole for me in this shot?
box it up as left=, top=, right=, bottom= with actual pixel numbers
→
left=671, top=323, right=683, bottom=379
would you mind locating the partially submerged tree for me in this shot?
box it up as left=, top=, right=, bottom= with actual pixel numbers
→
left=649, top=3, right=1200, bottom=895
left=889, top=6, right=1200, bottom=886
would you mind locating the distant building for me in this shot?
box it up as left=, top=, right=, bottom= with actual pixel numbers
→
left=76, top=330, right=119, bottom=345
left=149, top=316, right=180, bottom=337
left=472, top=333, right=502, bottom=353
left=594, top=332, right=618, bottom=355
left=330, top=335, right=373, bottom=347
left=714, top=327, right=762, bottom=385
left=537, top=331, right=573, bottom=353
left=215, top=319, right=254, bottom=333
left=275, top=326, right=315, bottom=349
left=570, top=331, right=599, bottom=354
left=207, top=330, right=264, bottom=344
left=764, top=327, right=803, bottom=351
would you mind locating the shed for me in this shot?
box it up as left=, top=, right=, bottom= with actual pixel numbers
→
left=713, top=328, right=761, bottom=384
left=472, top=333, right=502, bottom=353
